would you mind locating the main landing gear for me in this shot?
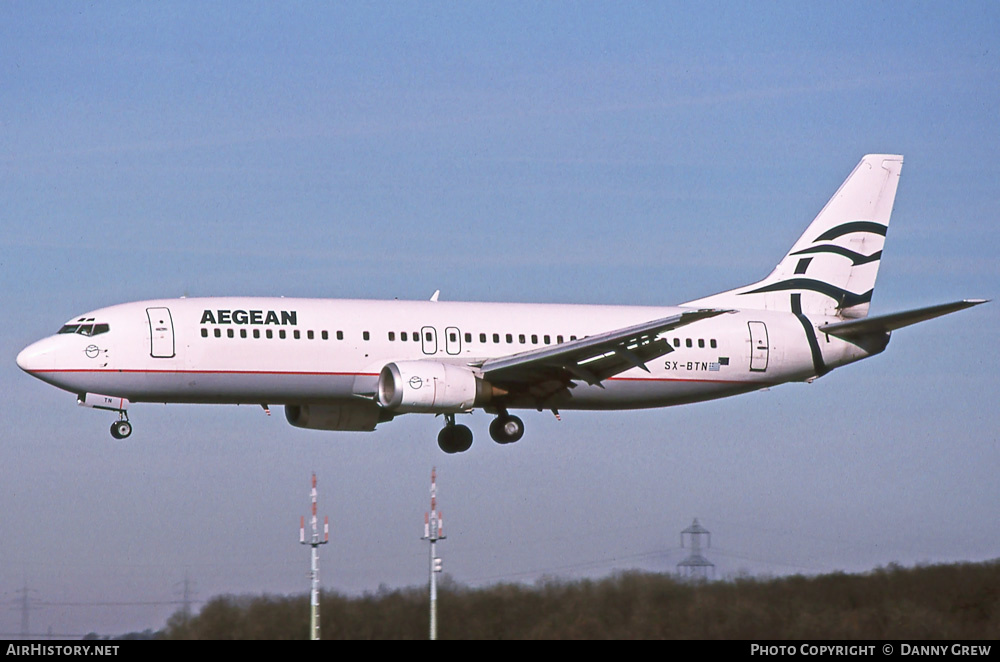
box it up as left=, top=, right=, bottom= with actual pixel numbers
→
left=489, top=413, right=524, bottom=444
left=437, top=414, right=473, bottom=454
left=110, top=412, right=132, bottom=439
left=436, top=411, right=526, bottom=454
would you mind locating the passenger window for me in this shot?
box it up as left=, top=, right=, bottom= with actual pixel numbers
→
left=401, top=332, right=408, bottom=341
left=493, top=333, right=500, bottom=343
left=531, top=334, right=538, bottom=344
left=480, top=333, right=487, bottom=343
left=686, top=338, right=692, bottom=348
left=337, top=331, right=343, bottom=340
left=201, top=328, right=208, bottom=338
left=266, top=330, right=273, bottom=339
left=214, top=329, right=221, bottom=338
left=557, top=335, right=564, bottom=343
left=673, top=338, right=680, bottom=348
left=518, top=334, right=525, bottom=344
left=254, top=329, right=261, bottom=339
left=307, top=330, right=314, bottom=340
left=710, top=339, right=717, bottom=349
left=240, top=329, right=247, bottom=338
left=464, top=332, right=472, bottom=343
left=294, top=330, right=300, bottom=339
left=544, top=335, right=550, bottom=344
left=279, top=330, right=286, bottom=339
left=321, top=331, right=328, bottom=340
left=227, top=329, right=234, bottom=338
left=450, top=332, right=457, bottom=342
left=506, top=333, right=513, bottom=343
left=388, top=331, right=395, bottom=341
left=363, top=331, right=370, bottom=341
left=698, top=339, right=705, bottom=348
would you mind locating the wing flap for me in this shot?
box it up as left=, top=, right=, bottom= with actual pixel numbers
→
left=480, top=308, right=731, bottom=390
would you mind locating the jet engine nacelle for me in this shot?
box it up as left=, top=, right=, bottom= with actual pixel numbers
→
left=378, top=361, right=499, bottom=414
left=284, top=402, right=390, bottom=432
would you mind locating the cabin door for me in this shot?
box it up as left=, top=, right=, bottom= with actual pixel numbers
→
left=445, top=326, right=462, bottom=355
left=748, top=321, right=769, bottom=372
left=147, top=307, right=176, bottom=358
left=421, top=326, right=438, bottom=355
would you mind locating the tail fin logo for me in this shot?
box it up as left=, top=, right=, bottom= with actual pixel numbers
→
left=738, top=277, right=874, bottom=310
left=790, top=244, right=882, bottom=266
left=682, top=154, right=903, bottom=319
left=813, top=221, right=887, bottom=242
left=738, top=219, right=887, bottom=309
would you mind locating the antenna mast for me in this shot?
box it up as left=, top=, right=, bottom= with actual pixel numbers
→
left=422, top=467, right=445, bottom=640
left=300, top=473, right=329, bottom=640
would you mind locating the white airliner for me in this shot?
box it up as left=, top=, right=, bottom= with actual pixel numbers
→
left=16, top=154, right=987, bottom=452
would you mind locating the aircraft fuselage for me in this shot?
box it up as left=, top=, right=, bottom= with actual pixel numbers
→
left=17, top=296, right=875, bottom=410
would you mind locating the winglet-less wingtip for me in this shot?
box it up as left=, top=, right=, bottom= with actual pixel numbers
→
left=819, top=299, right=989, bottom=339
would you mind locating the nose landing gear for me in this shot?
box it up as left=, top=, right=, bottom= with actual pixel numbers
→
left=77, top=394, right=133, bottom=440
left=110, top=413, right=132, bottom=439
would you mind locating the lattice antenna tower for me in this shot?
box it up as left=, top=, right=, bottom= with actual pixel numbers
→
left=421, top=467, right=445, bottom=640
left=173, top=574, right=197, bottom=623
left=13, top=584, right=39, bottom=639
left=299, top=473, right=329, bottom=640
left=677, top=518, right=715, bottom=580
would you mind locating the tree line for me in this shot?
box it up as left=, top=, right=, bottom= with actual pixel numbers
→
left=159, top=560, right=999, bottom=639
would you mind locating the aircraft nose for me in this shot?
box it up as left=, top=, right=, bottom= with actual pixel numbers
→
left=16, top=339, right=55, bottom=373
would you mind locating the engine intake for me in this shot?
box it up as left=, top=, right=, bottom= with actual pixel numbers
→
left=378, top=361, right=501, bottom=413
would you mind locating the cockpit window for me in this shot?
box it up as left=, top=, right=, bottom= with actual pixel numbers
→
left=58, top=323, right=110, bottom=336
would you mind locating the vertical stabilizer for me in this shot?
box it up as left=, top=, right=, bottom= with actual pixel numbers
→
left=684, top=154, right=903, bottom=319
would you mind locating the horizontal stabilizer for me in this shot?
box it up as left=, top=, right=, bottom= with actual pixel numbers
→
left=819, top=299, right=988, bottom=339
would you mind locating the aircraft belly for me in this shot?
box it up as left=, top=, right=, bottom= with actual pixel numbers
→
left=63, top=370, right=363, bottom=405
left=508, top=377, right=767, bottom=411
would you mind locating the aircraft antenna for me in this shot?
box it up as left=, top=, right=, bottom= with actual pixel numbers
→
left=677, top=518, right=715, bottom=580
left=300, top=473, right=329, bottom=640
left=422, top=467, right=446, bottom=640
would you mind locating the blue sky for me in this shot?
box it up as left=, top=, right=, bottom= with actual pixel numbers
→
left=2, top=2, right=998, bottom=637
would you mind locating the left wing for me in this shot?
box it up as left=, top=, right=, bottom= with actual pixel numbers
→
left=476, top=309, right=731, bottom=403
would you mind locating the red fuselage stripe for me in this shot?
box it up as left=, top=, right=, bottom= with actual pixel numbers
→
left=26, top=368, right=764, bottom=385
